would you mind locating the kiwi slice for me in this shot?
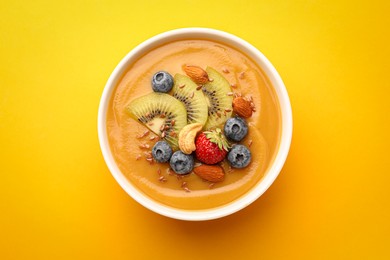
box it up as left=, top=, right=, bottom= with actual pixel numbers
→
left=202, top=67, right=233, bottom=129
left=126, top=92, right=187, bottom=148
left=172, top=74, right=208, bottom=126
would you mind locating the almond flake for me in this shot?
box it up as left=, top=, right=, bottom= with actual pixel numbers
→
left=159, top=176, right=167, bottom=183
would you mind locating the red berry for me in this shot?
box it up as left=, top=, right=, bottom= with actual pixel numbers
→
left=195, top=129, right=230, bottom=165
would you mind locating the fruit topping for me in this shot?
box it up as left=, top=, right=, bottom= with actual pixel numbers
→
left=193, top=164, right=225, bottom=183
left=152, top=141, right=173, bottom=163
left=195, top=128, right=230, bottom=164
left=202, top=67, right=233, bottom=129
left=224, top=116, right=248, bottom=142
left=152, top=71, right=174, bottom=93
left=178, top=123, right=203, bottom=154
left=126, top=92, right=187, bottom=148
left=232, top=96, right=253, bottom=118
left=227, top=144, right=251, bottom=168
left=172, top=74, right=208, bottom=125
left=182, top=65, right=210, bottom=84
left=169, top=151, right=194, bottom=174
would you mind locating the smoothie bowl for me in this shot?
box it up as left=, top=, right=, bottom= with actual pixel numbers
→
left=98, top=28, right=292, bottom=221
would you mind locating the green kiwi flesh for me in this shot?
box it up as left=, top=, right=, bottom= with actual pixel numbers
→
left=172, top=74, right=208, bottom=126
left=202, top=67, right=233, bottom=129
left=126, top=92, right=187, bottom=148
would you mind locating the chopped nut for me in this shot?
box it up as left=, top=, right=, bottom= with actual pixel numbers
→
left=136, top=130, right=150, bottom=139
left=144, top=151, right=152, bottom=159
left=159, top=176, right=167, bottom=183
left=181, top=182, right=190, bottom=192
left=222, top=68, right=230, bottom=73
left=139, top=143, right=150, bottom=149
left=146, top=158, right=154, bottom=164
left=167, top=168, right=174, bottom=175
left=239, top=72, right=245, bottom=79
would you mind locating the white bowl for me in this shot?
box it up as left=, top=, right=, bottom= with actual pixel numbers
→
left=98, top=28, right=292, bottom=221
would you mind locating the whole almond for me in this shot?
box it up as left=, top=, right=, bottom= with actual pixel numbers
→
left=232, top=96, right=253, bottom=118
left=193, top=165, right=225, bottom=182
left=182, top=65, right=209, bottom=84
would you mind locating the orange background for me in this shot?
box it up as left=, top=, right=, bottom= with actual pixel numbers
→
left=1, top=1, right=389, bottom=259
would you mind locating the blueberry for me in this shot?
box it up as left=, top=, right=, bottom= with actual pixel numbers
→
left=227, top=144, right=251, bottom=168
left=152, top=141, right=172, bottom=163
left=169, top=151, right=194, bottom=175
left=224, top=117, right=248, bottom=142
left=152, top=71, right=174, bottom=93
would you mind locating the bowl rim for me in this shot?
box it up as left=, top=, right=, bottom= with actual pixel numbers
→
left=98, top=27, right=293, bottom=221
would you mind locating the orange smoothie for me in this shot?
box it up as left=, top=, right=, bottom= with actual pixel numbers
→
left=106, top=39, right=281, bottom=210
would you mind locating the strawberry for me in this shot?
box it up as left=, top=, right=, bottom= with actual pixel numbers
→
left=195, top=128, right=230, bottom=164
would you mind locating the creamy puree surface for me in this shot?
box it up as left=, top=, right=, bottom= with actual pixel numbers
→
left=107, top=39, right=281, bottom=210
